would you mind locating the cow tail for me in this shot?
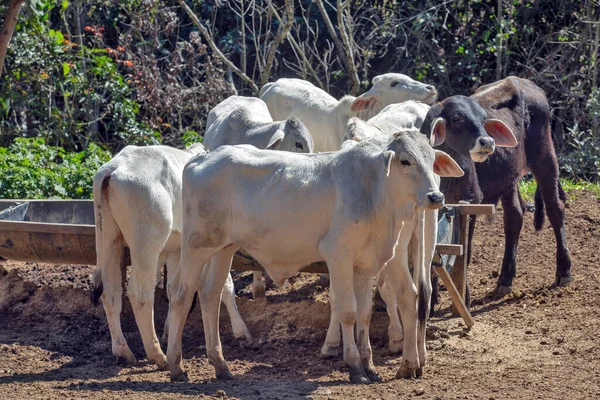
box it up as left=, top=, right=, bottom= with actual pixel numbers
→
left=91, top=172, right=112, bottom=306
left=533, top=186, right=545, bottom=231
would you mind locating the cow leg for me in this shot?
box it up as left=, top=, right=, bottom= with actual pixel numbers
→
left=99, top=243, right=137, bottom=366
left=219, top=272, right=257, bottom=349
left=326, top=256, right=369, bottom=384
left=495, top=186, right=525, bottom=296
left=127, top=251, right=168, bottom=371
left=251, top=271, right=266, bottom=299
left=392, top=250, right=420, bottom=379
left=417, top=209, right=435, bottom=373
left=199, top=245, right=240, bottom=380
left=378, top=274, right=403, bottom=354
left=531, top=172, right=572, bottom=286
left=355, top=274, right=379, bottom=382
left=320, top=283, right=341, bottom=359
left=167, top=248, right=215, bottom=382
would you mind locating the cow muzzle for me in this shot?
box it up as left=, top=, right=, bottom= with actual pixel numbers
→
left=423, top=191, right=445, bottom=210
left=470, top=137, right=495, bottom=162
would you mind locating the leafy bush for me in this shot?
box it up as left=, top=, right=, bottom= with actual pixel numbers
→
left=0, top=138, right=112, bottom=199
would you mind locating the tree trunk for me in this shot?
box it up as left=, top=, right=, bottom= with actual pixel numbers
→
left=0, top=0, right=25, bottom=76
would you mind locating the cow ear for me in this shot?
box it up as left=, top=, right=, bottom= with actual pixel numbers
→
left=484, top=119, right=517, bottom=147
left=383, top=150, right=395, bottom=177
left=266, top=129, right=285, bottom=149
left=433, top=150, right=464, bottom=177
left=351, top=95, right=377, bottom=112
left=430, top=117, right=446, bottom=147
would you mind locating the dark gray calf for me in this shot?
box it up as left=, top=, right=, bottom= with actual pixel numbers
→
left=422, top=77, right=572, bottom=301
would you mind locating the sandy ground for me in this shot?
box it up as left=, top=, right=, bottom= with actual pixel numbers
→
left=1, top=191, right=599, bottom=399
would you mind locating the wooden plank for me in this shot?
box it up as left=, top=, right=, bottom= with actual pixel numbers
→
left=435, top=244, right=463, bottom=256
left=0, top=220, right=95, bottom=235
left=450, top=207, right=470, bottom=316
left=433, top=264, right=474, bottom=328
left=445, top=204, right=495, bottom=216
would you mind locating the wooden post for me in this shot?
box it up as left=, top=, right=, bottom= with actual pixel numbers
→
left=433, top=264, right=474, bottom=328
left=450, top=204, right=471, bottom=316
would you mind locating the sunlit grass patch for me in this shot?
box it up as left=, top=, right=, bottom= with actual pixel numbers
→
left=519, top=178, right=600, bottom=202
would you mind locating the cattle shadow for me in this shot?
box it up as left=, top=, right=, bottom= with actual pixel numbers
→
left=56, top=378, right=336, bottom=399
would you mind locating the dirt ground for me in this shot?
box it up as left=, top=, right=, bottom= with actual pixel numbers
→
left=1, top=191, right=600, bottom=399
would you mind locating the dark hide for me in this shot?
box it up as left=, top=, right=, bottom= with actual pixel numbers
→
left=422, top=77, right=572, bottom=300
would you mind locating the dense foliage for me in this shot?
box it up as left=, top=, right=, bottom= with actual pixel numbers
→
left=0, top=137, right=111, bottom=199
left=0, top=0, right=599, bottom=200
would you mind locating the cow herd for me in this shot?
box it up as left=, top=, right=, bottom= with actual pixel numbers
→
left=90, top=74, right=571, bottom=385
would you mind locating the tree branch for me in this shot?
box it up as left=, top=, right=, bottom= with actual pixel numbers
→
left=176, top=0, right=259, bottom=94
left=314, top=0, right=347, bottom=70
left=268, top=1, right=324, bottom=89
left=0, top=0, right=25, bottom=76
left=260, top=0, right=294, bottom=88
left=336, top=0, right=360, bottom=95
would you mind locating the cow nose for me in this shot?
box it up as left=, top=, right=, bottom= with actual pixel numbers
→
left=427, top=191, right=445, bottom=208
left=479, top=137, right=495, bottom=150
left=425, top=85, right=435, bottom=92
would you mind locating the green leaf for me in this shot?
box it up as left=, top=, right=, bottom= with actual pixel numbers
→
left=62, top=62, right=70, bottom=76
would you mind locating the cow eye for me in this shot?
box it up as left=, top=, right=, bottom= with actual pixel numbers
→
left=390, top=81, right=400, bottom=87
left=452, top=115, right=461, bottom=123
left=401, top=160, right=411, bottom=166
left=295, top=142, right=303, bottom=149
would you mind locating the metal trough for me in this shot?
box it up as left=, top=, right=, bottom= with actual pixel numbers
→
left=0, top=200, right=96, bottom=264
left=0, top=199, right=465, bottom=273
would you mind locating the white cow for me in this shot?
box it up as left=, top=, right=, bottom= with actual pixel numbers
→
left=91, top=144, right=255, bottom=371
left=204, top=95, right=314, bottom=154
left=259, top=74, right=437, bottom=152
left=205, top=95, right=314, bottom=299
left=166, top=132, right=463, bottom=384
left=322, top=114, right=451, bottom=368
left=311, top=101, right=433, bottom=357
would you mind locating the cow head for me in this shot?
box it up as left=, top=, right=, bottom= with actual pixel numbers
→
left=424, top=95, right=517, bottom=162
left=384, top=130, right=464, bottom=210
left=267, top=117, right=314, bottom=153
left=351, top=73, right=438, bottom=113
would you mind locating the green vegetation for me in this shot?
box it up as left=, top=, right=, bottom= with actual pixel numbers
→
left=0, top=1, right=599, bottom=200
left=519, top=178, right=600, bottom=202
left=0, top=138, right=111, bottom=199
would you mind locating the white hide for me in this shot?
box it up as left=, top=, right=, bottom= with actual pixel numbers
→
left=92, top=144, right=254, bottom=370
left=166, top=132, right=458, bottom=384
left=260, top=74, right=437, bottom=152
left=321, top=112, right=457, bottom=369
left=205, top=95, right=314, bottom=299
left=204, top=95, right=314, bottom=153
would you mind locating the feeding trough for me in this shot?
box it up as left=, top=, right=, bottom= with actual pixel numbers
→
left=0, top=199, right=494, bottom=327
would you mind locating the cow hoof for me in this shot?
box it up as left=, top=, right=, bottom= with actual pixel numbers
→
left=216, top=369, right=233, bottom=380
left=395, top=362, right=417, bottom=379
left=170, top=371, right=189, bottom=382
left=415, top=367, right=423, bottom=378
left=319, top=345, right=339, bottom=359
left=155, top=358, right=170, bottom=371
left=348, top=366, right=370, bottom=384
left=494, top=285, right=512, bottom=298
left=239, top=335, right=259, bottom=350
left=115, top=353, right=137, bottom=367
left=365, top=369, right=381, bottom=383
left=252, top=285, right=266, bottom=299
left=555, top=276, right=572, bottom=287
